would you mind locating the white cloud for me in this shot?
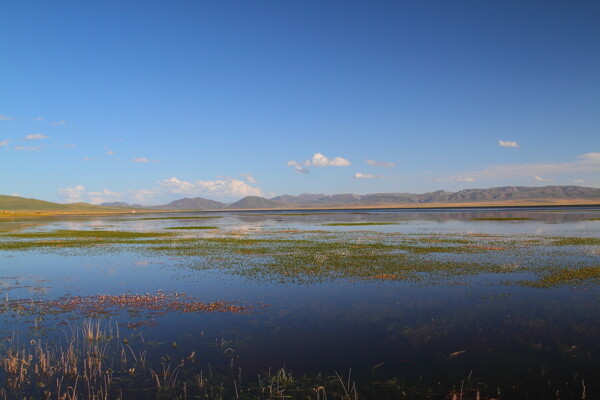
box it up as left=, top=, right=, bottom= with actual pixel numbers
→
left=452, top=152, right=600, bottom=182
left=71, top=176, right=268, bottom=206
left=456, top=177, right=475, bottom=182
left=288, top=152, right=350, bottom=174
left=574, top=179, right=585, bottom=184
left=25, top=133, right=49, bottom=141
left=366, top=159, right=394, bottom=168
left=107, top=150, right=115, bottom=155
left=308, top=153, right=350, bottom=167
left=126, top=189, right=155, bottom=204
left=132, top=157, right=158, bottom=163
left=287, top=160, right=310, bottom=174
left=14, top=146, right=42, bottom=151
left=51, top=120, right=66, bottom=126
left=352, top=173, right=384, bottom=179
left=82, top=157, right=92, bottom=161
left=58, top=185, right=86, bottom=203
left=0, top=115, right=14, bottom=121
left=159, top=177, right=195, bottom=193
left=240, top=173, right=257, bottom=183
left=35, top=117, right=44, bottom=121
left=87, top=189, right=121, bottom=205
left=0, top=140, right=9, bottom=147
left=158, top=177, right=263, bottom=198
left=533, top=176, right=553, bottom=182
left=579, top=152, right=600, bottom=161
left=498, top=140, right=519, bottom=148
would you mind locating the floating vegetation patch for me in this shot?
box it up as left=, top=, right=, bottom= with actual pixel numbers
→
left=518, top=266, right=600, bottom=288
left=1, top=291, right=257, bottom=320
left=469, top=217, right=532, bottom=221
left=163, top=237, right=518, bottom=284
left=164, top=226, right=219, bottom=230
left=0, top=230, right=178, bottom=251
left=551, top=237, right=600, bottom=246
left=1, top=226, right=598, bottom=287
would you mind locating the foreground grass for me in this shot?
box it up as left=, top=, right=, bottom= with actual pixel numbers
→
left=1, top=318, right=591, bottom=400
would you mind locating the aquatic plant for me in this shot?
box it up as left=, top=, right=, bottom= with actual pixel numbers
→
left=518, top=266, right=600, bottom=288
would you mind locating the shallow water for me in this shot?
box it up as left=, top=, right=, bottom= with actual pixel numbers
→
left=1, top=206, right=599, bottom=398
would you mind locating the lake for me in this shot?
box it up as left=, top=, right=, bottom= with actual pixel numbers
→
left=1, top=206, right=599, bottom=399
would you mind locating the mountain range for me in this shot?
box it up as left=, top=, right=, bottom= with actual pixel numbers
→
left=2, top=186, right=600, bottom=213
left=99, top=185, right=600, bottom=210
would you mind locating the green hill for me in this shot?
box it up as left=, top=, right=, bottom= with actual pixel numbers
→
left=0, top=195, right=127, bottom=212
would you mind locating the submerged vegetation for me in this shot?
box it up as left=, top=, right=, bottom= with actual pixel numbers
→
left=519, top=266, right=600, bottom=288
left=1, top=291, right=255, bottom=321
left=1, top=221, right=599, bottom=287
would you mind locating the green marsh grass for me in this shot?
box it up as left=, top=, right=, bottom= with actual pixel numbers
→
left=519, top=266, right=600, bottom=288
left=2, top=226, right=599, bottom=287
left=551, top=237, right=600, bottom=246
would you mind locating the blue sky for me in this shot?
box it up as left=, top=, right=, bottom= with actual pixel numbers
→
left=1, top=1, right=599, bottom=204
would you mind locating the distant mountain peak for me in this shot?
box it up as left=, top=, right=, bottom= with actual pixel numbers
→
left=227, top=196, right=288, bottom=210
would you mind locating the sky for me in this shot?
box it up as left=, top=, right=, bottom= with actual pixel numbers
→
left=1, top=1, right=599, bottom=205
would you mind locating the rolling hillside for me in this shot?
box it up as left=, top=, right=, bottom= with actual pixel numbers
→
left=0, top=195, right=127, bottom=213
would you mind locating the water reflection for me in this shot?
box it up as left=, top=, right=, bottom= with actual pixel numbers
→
left=0, top=206, right=599, bottom=398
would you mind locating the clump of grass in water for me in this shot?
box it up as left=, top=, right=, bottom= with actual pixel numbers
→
left=0, top=291, right=254, bottom=322
left=551, top=237, right=600, bottom=246
left=518, top=266, right=600, bottom=288
left=0, top=320, right=364, bottom=399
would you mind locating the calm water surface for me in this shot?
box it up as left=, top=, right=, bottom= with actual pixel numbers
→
left=1, top=206, right=599, bottom=398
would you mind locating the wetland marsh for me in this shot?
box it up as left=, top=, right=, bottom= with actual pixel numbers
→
left=0, top=206, right=599, bottom=399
